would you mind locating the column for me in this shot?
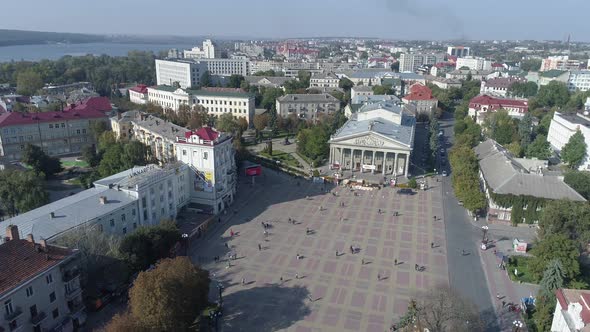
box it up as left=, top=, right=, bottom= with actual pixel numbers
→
left=351, top=149, right=356, bottom=172
left=393, top=152, right=398, bottom=176
left=382, top=151, right=386, bottom=176
left=371, top=150, right=375, bottom=174
left=340, top=148, right=344, bottom=169
left=361, top=150, right=365, bottom=173
left=404, top=153, right=410, bottom=177
left=329, top=147, right=333, bottom=166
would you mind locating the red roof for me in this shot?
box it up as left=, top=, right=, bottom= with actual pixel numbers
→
left=0, top=238, right=75, bottom=296
left=492, top=63, right=504, bottom=68
left=63, top=96, right=112, bottom=113
left=184, top=127, right=220, bottom=141
left=129, top=84, right=148, bottom=94
left=556, top=289, right=590, bottom=326
left=0, top=108, right=108, bottom=127
left=403, top=83, right=436, bottom=101
left=469, top=94, right=528, bottom=112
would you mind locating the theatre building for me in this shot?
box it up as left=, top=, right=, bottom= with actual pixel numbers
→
left=328, top=102, right=415, bottom=177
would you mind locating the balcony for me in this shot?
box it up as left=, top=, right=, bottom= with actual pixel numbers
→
left=65, top=286, right=82, bottom=300
left=4, top=307, right=23, bottom=321
left=62, top=269, right=80, bottom=283
left=30, top=312, right=47, bottom=326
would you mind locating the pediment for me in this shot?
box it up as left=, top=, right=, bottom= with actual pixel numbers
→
left=330, top=132, right=409, bottom=150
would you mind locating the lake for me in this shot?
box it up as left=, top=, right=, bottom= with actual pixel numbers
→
left=0, top=42, right=194, bottom=62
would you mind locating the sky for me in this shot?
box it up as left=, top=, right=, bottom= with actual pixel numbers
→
left=1, top=0, right=589, bottom=41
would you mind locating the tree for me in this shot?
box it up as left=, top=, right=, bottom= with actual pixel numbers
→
left=534, top=81, right=570, bottom=108
left=505, top=142, right=522, bottom=157
left=408, top=178, right=417, bottom=189
left=104, top=310, right=143, bottom=332
left=372, top=85, right=394, bottom=95
left=525, top=134, right=551, bottom=159
left=98, top=131, right=117, bottom=153
left=16, top=70, right=43, bottom=96
left=127, top=257, right=210, bottom=331
left=561, top=131, right=587, bottom=169
left=123, top=141, right=150, bottom=168
left=538, top=200, right=590, bottom=250
left=563, top=171, right=590, bottom=199
left=338, top=77, right=354, bottom=91
left=90, top=120, right=109, bottom=140
left=21, top=143, right=62, bottom=177
left=253, top=114, right=269, bottom=132
left=539, top=259, right=565, bottom=299
left=529, top=234, right=580, bottom=283
left=200, top=71, right=212, bottom=87
left=0, top=170, right=48, bottom=218
left=82, top=145, right=100, bottom=167
left=237, top=117, right=249, bottom=133
left=533, top=259, right=565, bottom=332
left=483, top=110, right=517, bottom=145
left=98, top=143, right=125, bottom=177
left=517, top=112, right=533, bottom=148
left=413, top=287, right=483, bottom=332
left=216, top=113, right=239, bottom=134
left=260, top=87, right=283, bottom=110
left=508, top=81, right=538, bottom=98
left=119, top=220, right=181, bottom=272
left=227, top=74, right=245, bottom=88
left=520, top=59, right=542, bottom=72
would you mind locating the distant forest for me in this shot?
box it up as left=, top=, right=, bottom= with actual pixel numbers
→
left=0, top=29, right=106, bottom=47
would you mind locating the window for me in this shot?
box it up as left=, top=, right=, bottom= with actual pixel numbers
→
left=133, top=223, right=137, bottom=229
left=204, top=152, right=208, bottom=160
left=49, top=124, right=53, bottom=129
left=161, top=208, right=165, bottom=215
left=29, top=304, right=37, bottom=318
left=49, top=292, right=56, bottom=303
left=122, top=227, right=127, bottom=234
left=121, top=214, right=126, bottom=221
left=4, top=299, right=13, bottom=316
left=143, top=210, right=148, bottom=220
left=110, top=219, right=115, bottom=227
left=26, top=286, right=34, bottom=297
left=142, top=197, right=147, bottom=206
left=61, top=123, right=65, bottom=128
left=132, top=208, right=136, bottom=216
left=46, top=274, right=53, bottom=284
left=52, top=308, right=59, bottom=319
left=97, top=224, right=103, bottom=232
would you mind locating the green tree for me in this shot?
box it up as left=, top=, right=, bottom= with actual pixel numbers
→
left=127, top=257, right=209, bottom=331
left=563, top=171, right=590, bottom=199
left=561, top=131, right=587, bottom=169
left=123, top=141, right=150, bottom=168
left=338, top=77, right=354, bottom=91
left=16, top=70, right=43, bottom=96
left=200, top=71, right=212, bottom=87
left=227, top=74, right=245, bottom=89
left=538, top=200, right=590, bottom=250
left=529, top=234, right=580, bottom=282
left=517, top=112, right=533, bottom=148
left=119, top=221, right=181, bottom=272
left=372, top=85, right=394, bottom=95
left=520, top=59, right=542, bottom=72
left=98, top=131, right=117, bottom=153
left=260, top=87, right=283, bottom=110
left=82, top=145, right=100, bottom=167
left=525, top=134, right=552, bottom=159
left=216, top=113, right=239, bottom=133
left=253, top=113, right=269, bottom=132
left=505, top=142, right=522, bottom=157
left=508, top=81, right=538, bottom=98
left=407, top=178, right=417, bottom=189
left=533, top=259, right=565, bottom=332
left=0, top=170, right=48, bottom=218
left=21, top=143, right=62, bottom=177
left=533, top=81, right=570, bottom=108
left=539, top=259, right=565, bottom=298
left=537, top=110, right=554, bottom=136
left=98, top=143, right=125, bottom=177
left=483, top=110, right=517, bottom=145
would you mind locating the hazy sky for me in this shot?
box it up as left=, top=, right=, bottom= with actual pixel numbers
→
left=2, top=0, right=589, bottom=41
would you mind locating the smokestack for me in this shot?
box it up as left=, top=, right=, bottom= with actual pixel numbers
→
left=26, top=234, right=34, bottom=243
left=50, top=212, right=55, bottom=219
left=39, top=239, right=47, bottom=250
left=5, top=225, right=19, bottom=241
left=99, top=196, right=107, bottom=204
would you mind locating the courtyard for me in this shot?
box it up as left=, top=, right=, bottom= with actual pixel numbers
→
left=190, top=169, right=448, bottom=332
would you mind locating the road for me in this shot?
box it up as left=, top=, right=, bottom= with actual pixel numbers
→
left=438, top=112, right=500, bottom=331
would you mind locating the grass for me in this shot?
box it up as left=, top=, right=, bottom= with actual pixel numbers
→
left=506, top=255, right=537, bottom=284
left=61, top=159, right=89, bottom=168
left=65, top=177, right=84, bottom=187
left=259, top=149, right=302, bottom=169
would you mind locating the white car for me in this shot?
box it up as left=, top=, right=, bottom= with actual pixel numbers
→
left=442, top=170, right=447, bottom=177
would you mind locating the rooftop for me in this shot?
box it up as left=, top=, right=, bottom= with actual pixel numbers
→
left=475, top=139, right=585, bottom=201
left=403, top=83, right=436, bottom=101
left=555, top=112, right=590, bottom=128
left=352, top=86, right=374, bottom=92
left=129, top=84, right=148, bottom=94
left=277, top=93, right=340, bottom=103
left=0, top=231, right=76, bottom=296
left=556, top=288, right=590, bottom=331
left=132, top=114, right=186, bottom=141
left=540, top=70, right=568, bottom=78
left=149, top=85, right=253, bottom=98
left=484, top=77, right=526, bottom=89
left=0, top=107, right=108, bottom=127
left=469, top=94, right=528, bottom=110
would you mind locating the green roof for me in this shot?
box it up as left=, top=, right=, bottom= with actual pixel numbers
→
left=541, top=70, right=567, bottom=78
left=150, top=85, right=253, bottom=98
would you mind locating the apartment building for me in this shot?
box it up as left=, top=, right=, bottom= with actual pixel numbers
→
left=309, top=72, right=340, bottom=88
left=468, top=94, right=529, bottom=124
left=567, top=70, right=590, bottom=92
left=183, top=39, right=218, bottom=59
left=0, top=225, right=85, bottom=332
left=402, top=83, right=438, bottom=114
left=175, top=127, right=236, bottom=214
left=275, top=93, right=340, bottom=120
left=540, top=56, right=582, bottom=72
left=547, top=111, right=590, bottom=170
left=1, top=163, right=191, bottom=245
left=0, top=107, right=109, bottom=161
left=480, top=77, right=526, bottom=97
left=455, top=56, right=493, bottom=71
left=147, top=86, right=255, bottom=124
left=350, top=86, right=374, bottom=100
left=399, top=53, right=444, bottom=73
left=446, top=46, right=470, bottom=57
left=155, top=59, right=207, bottom=89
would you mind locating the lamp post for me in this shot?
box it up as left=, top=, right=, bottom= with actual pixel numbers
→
left=217, top=284, right=224, bottom=307
left=512, top=320, right=523, bottom=332
left=481, top=225, right=489, bottom=242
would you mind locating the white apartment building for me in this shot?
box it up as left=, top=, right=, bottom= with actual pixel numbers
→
left=480, top=77, right=526, bottom=97
left=540, top=55, right=582, bottom=72
left=455, top=56, right=493, bottom=71
left=175, top=127, right=236, bottom=214
left=275, top=94, right=340, bottom=120
left=1, top=163, right=191, bottom=245
left=551, top=288, right=590, bottom=332
left=1, top=226, right=86, bottom=332
left=147, top=86, right=255, bottom=124
left=547, top=111, right=590, bottom=170
left=155, top=59, right=207, bottom=89
left=399, top=53, right=444, bottom=73
left=446, top=46, right=470, bottom=57
left=183, top=39, right=218, bottom=59
left=199, top=58, right=250, bottom=77
left=309, top=72, right=340, bottom=88
left=567, top=70, right=590, bottom=92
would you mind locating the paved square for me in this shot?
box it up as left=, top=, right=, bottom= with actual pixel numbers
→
left=192, top=171, right=448, bottom=331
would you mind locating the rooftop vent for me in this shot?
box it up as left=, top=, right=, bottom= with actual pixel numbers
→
left=99, top=196, right=107, bottom=204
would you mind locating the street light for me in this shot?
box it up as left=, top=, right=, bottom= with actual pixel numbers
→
left=513, top=320, right=523, bottom=332
left=217, top=284, right=224, bottom=307
left=481, top=225, right=489, bottom=241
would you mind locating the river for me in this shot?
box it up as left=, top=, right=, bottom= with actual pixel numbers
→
left=0, top=42, right=194, bottom=62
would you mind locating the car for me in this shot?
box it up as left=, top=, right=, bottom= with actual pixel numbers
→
left=458, top=201, right=464, bottom=206
left=442, top=170, right=447, bottom=177
left=397, top=188, right=415, bottom=195
left=438, top=130, right=444, bottom=137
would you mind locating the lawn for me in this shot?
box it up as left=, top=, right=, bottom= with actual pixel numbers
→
left=61, top=159, right=89, bottom=168
left=259, top=149, right=302, bottom=169
left=506, top=255, right=537, bottom=284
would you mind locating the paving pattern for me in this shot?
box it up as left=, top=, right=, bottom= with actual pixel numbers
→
left=192, top=171, right=448, bottom=332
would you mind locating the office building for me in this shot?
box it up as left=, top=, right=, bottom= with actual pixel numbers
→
left=455, top=56, right=493, bottom=71
left=183, top=39, right=218, bottom=59
left=547, top=111, right=590, bottom=170
left=155, top=59, right=207, bottom=89
left=446, top=46, right=470, bottom=58
left=175, top=127, right=237, bottom=214
left=0, top=226, right=86, bottom=332
left=567, top=70, right=590, bottom=92
left=399, top=53, right=444, bottom=73
left=275, top=94, right=340, bottom=120
left=129, top=84, right=148, bottom=104
left=309, top=72, right=340, bottom=89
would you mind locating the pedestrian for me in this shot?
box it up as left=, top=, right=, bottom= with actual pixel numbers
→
left=496, top=292, right=501, bottom=300
left=394, top=258, right=398, bottom=266
left=261, top=221, right=265, bottom=228
left=296, top=254, right=301, bottom=260
left=308, top=294, right=313, bottom=302
left=336, top=250, right=339, bottom=257
left=306, top=227, right=310, bottom=235
left=350, top=246, right=354, bottom=254
left=430, top=242, right=434, bottom=248
left=433, top=216, right=436, bottom=221
left=415, top=264, right=418, bottom=271
left=218, top=217, right=221, bottom=223
left=362, top=258, right=365, bottom=265
left=462, top=249, right=466, bottom=256
left=263, top=230, right=268, bottom=236
left=295, top=273, right=299, bottom=279
left=502, top=300, right=506, bottom=307
left=241, top=277, right=245, bottom=285
left=258, top=243, right=262, bottom=251
left=280, top=276, right=283, bottom=284
left=226, top=261, right=231, bottom=269
left=230, top=229, right=234, bottom=237
left=288, top=217, right=292, bottom=223
left=378, top=208, right=382, bottom=214
left=224, top=242, right=229, bottom=248
left=377, top=273, right=381, bottom=281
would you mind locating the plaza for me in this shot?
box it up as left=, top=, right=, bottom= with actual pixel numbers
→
left=191, top=169, right=448, bottom=331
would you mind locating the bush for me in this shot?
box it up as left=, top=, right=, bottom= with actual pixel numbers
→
left=408, top=178, right=418, bottom=189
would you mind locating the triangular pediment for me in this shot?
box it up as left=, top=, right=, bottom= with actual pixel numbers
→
left=330, top=132, right=409, bottom=150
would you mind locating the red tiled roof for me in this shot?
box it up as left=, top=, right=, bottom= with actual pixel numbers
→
left=403, top=83, right=436, bottom=101
left=129, top=84, right=148, bottom=94
left=184, top=127, right=220, bottom=141
left=0, top=239, right=75, bottom=296
left=63, top=96, right=112, bottom=113
left=469, top=94, right=528, bottom=112
left=0, top=108, right=108, bottom=127
left=492, top=63, right=504, bottom=68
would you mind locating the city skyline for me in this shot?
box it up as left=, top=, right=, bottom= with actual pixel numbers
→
left=1, top=0, right=589, bottom=41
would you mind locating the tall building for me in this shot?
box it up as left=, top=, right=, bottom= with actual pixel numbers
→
left=567, top=70, right=590, bottom=92
left=155, top=59, right=207, bottom=89
left=455, top=56, right=493, bottom=71
left=0, top=99, right=110, bottom=161
left=446, top=46, right=470, bottom=57
left=175, top=127, right=236, bottom=214
left=547, top=111, right=590, bottom=170
left=0, top=226, right=86, bottom=332
left=198, top=58, right=250, bottom=77
left=540, top=56, right=582, bottom=72
left=183, top=39, right=218, bottom=59
left=399, top=53, right=444, bottom=73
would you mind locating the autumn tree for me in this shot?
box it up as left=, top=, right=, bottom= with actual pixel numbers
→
left=253, top=113, right=269, bottom=132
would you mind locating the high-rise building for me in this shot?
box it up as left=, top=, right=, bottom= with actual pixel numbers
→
left=399, top=53, right=444, bottom=73
left=540, top=56, right=582, bottom=72
left=155, top=59, right=207, bottom=89
left=446, top=46, right=470, bottom=57
left=455, top=56, right=493, bottom=71
left=183, top=39, right=218, bottom=59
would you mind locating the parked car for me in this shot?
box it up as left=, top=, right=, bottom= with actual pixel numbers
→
left=397, top=188, right=415, bottom=195
left=442, top=170, right=447, bottom=177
